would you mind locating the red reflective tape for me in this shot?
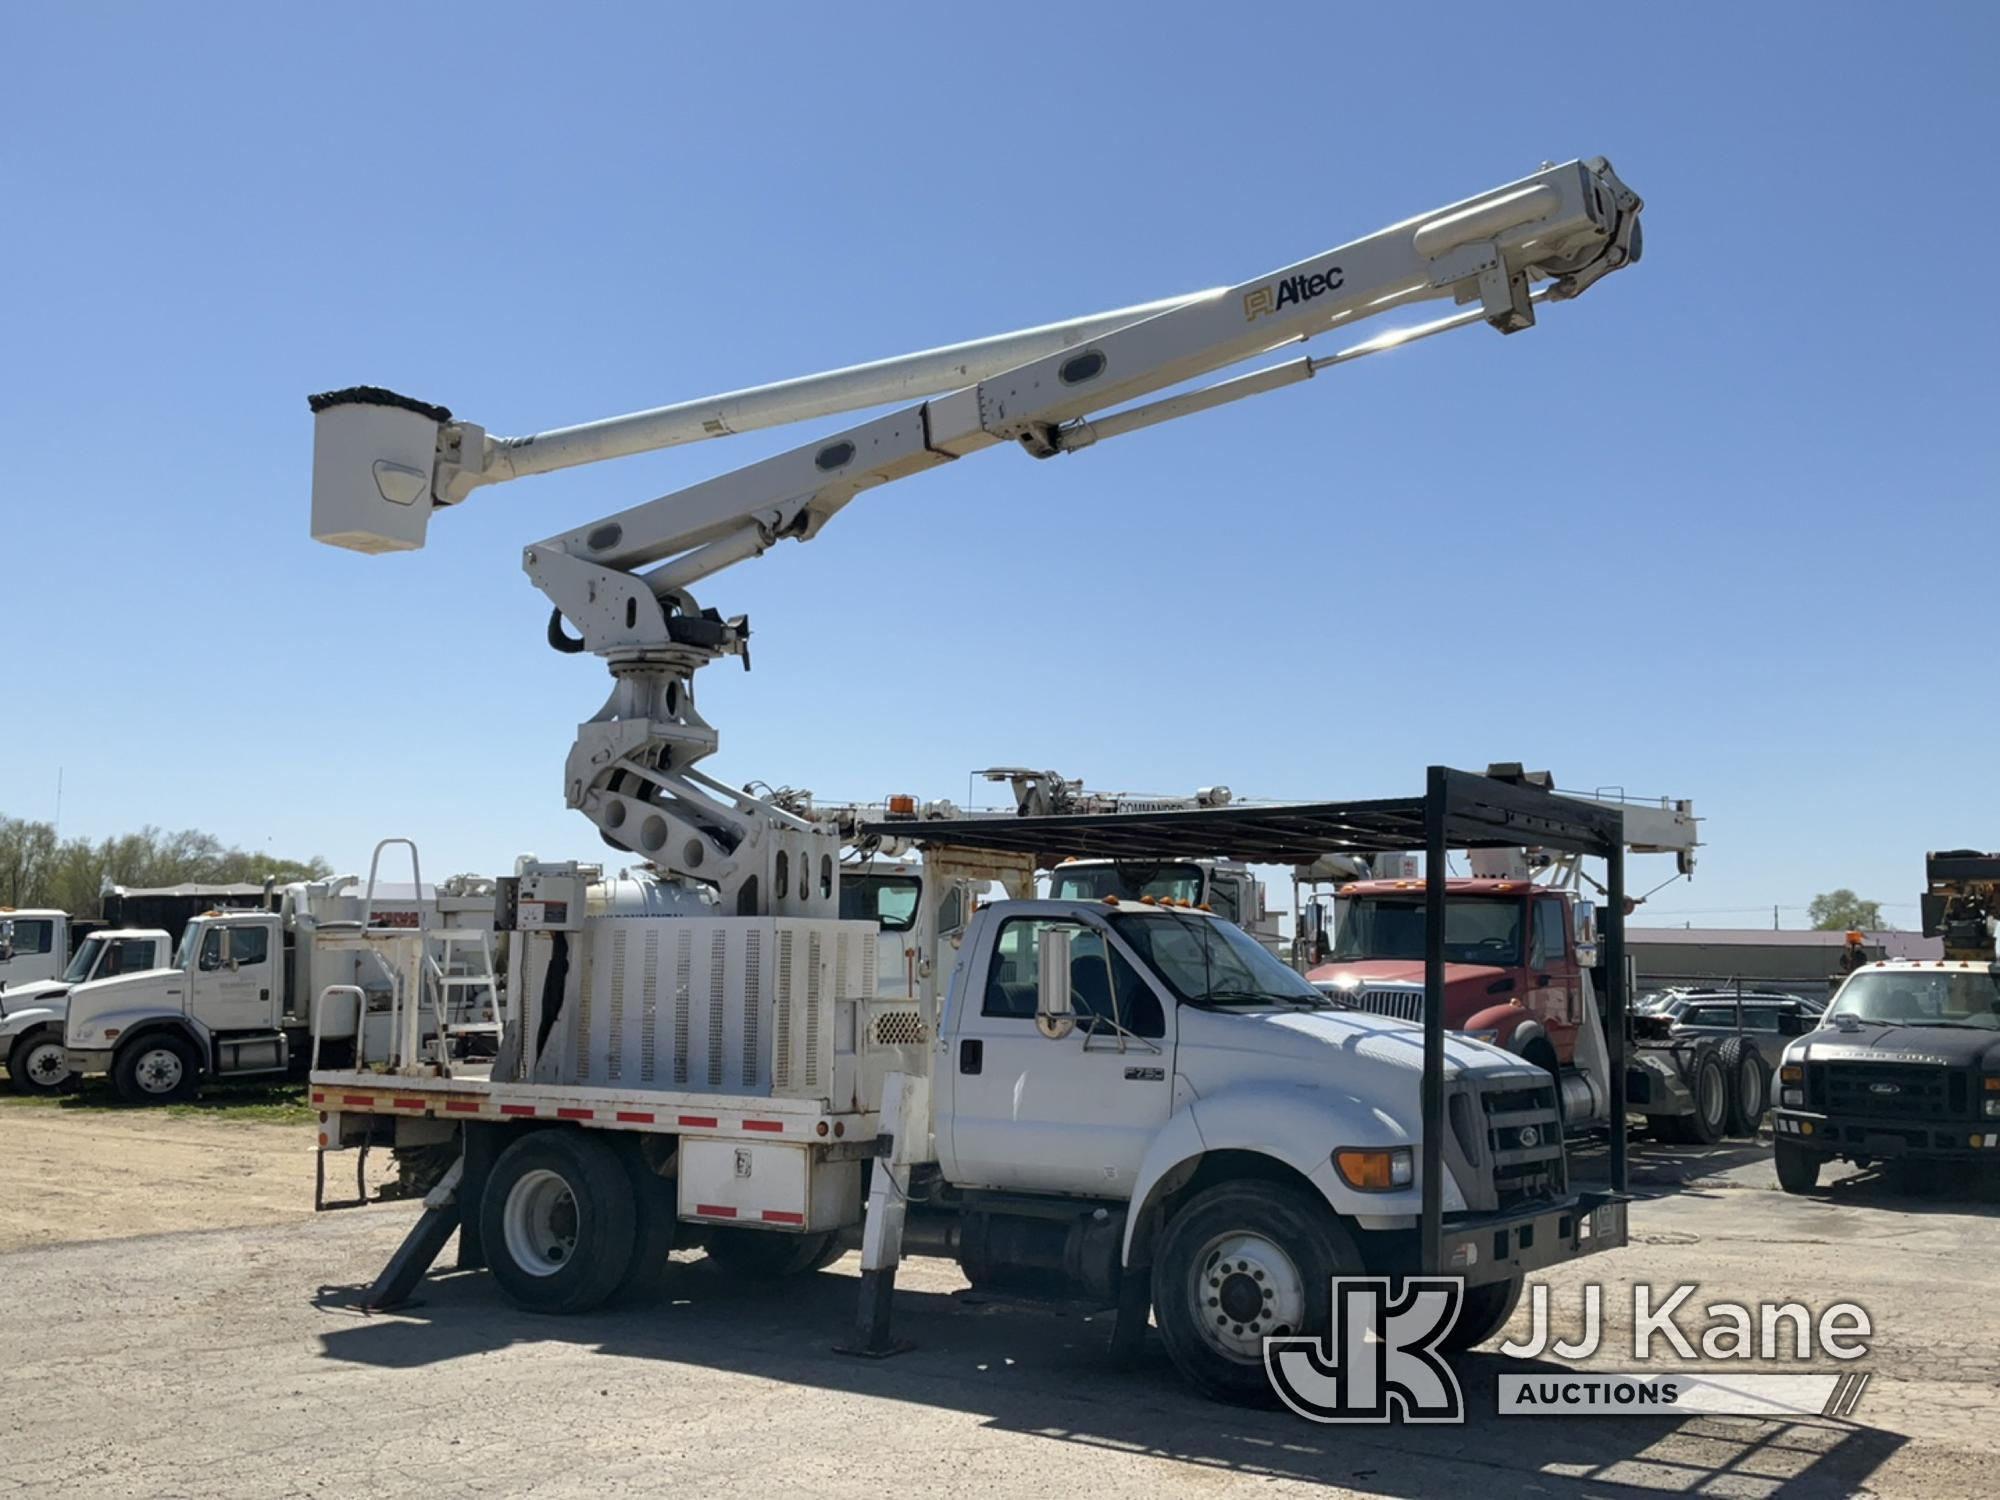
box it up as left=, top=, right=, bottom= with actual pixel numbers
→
left=392, top=1098, right=424, bottom=1110
left=499, top=1104, right=538, bottom=1117
left=310, top=1092, right=325, bottom=1104
left=678, top=1114, right=718, bottom=1128
left=341, top=1094, right=374, bottom=1107
left=445, top=1100, right=482, bottom=1114
left=760, top=1209, right=805, bottom=1225
left=695, top=1204, right=738, bottom=1219
left=616, top=1111, right=655, bottom=1124
left=556, top=1107, right=594, bottom=1121
left=744, top=1119, right=784, bottom=1133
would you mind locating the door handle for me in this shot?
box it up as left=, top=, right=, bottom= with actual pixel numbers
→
left=260, top=988, right=270, bottom=1002
left=959, top=1039, right=982, bottom=1075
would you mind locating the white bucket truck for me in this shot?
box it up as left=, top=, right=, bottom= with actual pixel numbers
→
left=303, top=158, right=1646, bottom=1401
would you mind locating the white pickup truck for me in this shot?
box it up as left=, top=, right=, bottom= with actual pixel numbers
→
left=2, top=929, right=172, bottom=1094
left=316, top=868, right=1623, bottom=1405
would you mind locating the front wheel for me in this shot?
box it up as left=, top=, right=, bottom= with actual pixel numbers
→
left=1774, top=1138, right=1822, bottom=1194
left=1151, top=1181, right=1357, bottom=1406
left=111, top=1034, right=201, bottom=1104
left=480, top=1130, right=637, bottom=1314
left=1440, top=1275, right=1523, bottom=1352
left=8, top=1030, right=76, bottom=1096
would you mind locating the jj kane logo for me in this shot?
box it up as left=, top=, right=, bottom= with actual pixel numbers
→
left=1264, top=1277, right=1464, bottom=1424
left=1243, top=262, right=1344, bottom=321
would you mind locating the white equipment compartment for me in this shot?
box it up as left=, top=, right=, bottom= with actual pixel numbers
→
left=678, top=1138, right=859, bottom=1232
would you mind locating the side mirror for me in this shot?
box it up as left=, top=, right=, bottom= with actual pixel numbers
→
left=1573, top=899, right=1599, bottom=950
left=1036, top=929, right=1076, bottom=1040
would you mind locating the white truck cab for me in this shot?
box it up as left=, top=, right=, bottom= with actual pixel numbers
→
left=64, top=910, right=292, bottom=1102
left=0, top=910, right=71, bottom=994
left=1, top=929, right=172, bottom=1094
left=1047, top=858, right=1280, bottom=950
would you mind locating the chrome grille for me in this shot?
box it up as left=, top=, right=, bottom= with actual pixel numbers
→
left=1354, top=988, right=1424, bottom=1023
left=1480, top=1079, right=1566, bottom=1209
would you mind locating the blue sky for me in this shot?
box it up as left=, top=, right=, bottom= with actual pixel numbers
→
left=3, top=4, right=1993, bottom=930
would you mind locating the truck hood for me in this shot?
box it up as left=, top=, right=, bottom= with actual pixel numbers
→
left=0, top=979, right=69, bottom=1016
left=1307, top=959, right=1509, bottom=990
left=1787, top=1022, right=2000, bottom=1071
left=1175, top=1002, right=1536, bottom=1099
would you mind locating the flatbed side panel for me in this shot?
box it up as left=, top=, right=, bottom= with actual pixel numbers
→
left=307, top=1071, right=878, bottom=1144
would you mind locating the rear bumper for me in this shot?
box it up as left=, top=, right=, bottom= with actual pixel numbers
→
left=1380, top=1192, right=1628, bottom=1288
left=1775, top=1108, right=2000, bottom=1161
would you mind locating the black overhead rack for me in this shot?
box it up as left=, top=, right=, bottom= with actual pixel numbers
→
left=864, top=764, right=1631, bottom=1274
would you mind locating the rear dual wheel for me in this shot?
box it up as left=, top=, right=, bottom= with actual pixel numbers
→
left=1652, top=1045, right=1729, bottom=1145
left=481, top=1130, right=666, bottom=1313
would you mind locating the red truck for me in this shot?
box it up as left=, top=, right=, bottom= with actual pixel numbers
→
left=1304, top=786, right=1769, bottom=1145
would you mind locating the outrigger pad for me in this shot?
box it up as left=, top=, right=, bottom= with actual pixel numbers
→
left=360, top=1201, right=459, bottom=1312
left=833, top=1267, right=914, bottom=1359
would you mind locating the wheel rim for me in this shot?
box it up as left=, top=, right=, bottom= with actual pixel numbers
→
left=1189, top=1230, right=1305, bottom=1362
left=503, top=1168, right=580, bottom=1277
left=133, top=1047, right=184, bottom=1094
left=22, top=1040, right=70, bottom=1088
left=1698, top=1061, right=1724, bottom=1127
left=1738, top=1061, right=1761, bottom=1118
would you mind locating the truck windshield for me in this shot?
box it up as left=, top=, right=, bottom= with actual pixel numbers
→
left=61, top=937, right=106, bottom=985
left=1052, top=862, right=1205, bottom=905
left=1826, top=970, right=2000, bottom=1029
left=1110, top=910, right=1324, bottom=1008
left=1331, top=897, right=1525, bottom=966
left=174, top=924, right=202, bottom=970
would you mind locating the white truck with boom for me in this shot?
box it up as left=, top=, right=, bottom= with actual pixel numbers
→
left=304, top=159, right=1645, bottom=1402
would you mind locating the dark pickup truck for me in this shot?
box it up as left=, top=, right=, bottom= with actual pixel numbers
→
left=1771, top=960, right=2000, bottom=1191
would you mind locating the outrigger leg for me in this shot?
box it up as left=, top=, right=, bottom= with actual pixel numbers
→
left=835, top=1072, right=923, bottom=1359
left=360, top=1158, right=464, bottom=1311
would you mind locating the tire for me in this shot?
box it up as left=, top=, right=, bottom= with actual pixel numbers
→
left=702, top=1226, right=842, bottom=1281
left=8, top=1029, right=76, bottom=1096
left=479, top=1130, right=637, bottom=1314
left=1655, top=1045, right=1728, bottom=1146
left=1774, top=1138, right=1821, bottom=1194
left=1151, top=1180, right=1359, bottom=1407
left=1440, top=1275, right=1523, bottom=1353
left=614, top=1147, right=680, bottom=1303
left=111, top=1033, right=201, bottom=1105
left=1717, top=1037, right=1767, bottom=1137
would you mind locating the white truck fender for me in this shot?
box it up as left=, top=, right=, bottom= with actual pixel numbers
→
left=0, top=999, right=69, bottom=1043
left=69, top=1005, right=213, bottom=1054
left=1121, top=1085, right=1470, bottom=1266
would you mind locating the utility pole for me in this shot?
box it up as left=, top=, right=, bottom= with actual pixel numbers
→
left=1772, top=903, right=1779, bottom=931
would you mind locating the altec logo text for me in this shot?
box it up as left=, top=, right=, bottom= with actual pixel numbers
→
left=1243, top=263, right=1344, bottom=321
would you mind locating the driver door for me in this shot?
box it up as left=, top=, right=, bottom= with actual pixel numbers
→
left=192, top=921, right=278, bottom=1032
left=938, top=914, right=1173, bottom=1198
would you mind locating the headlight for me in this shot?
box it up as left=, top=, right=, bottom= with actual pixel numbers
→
left=1983, top=1098, right=2000, bottom=1120
left=1782, top=1088, right=1804, bottom=1107
left=1780, top=1064, right=1803, bottom=1084
left=1334, top=1146, right=1413, bottom=1191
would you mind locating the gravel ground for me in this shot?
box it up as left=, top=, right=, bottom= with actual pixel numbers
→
left=1, top=1113, right=1995, bottom=1499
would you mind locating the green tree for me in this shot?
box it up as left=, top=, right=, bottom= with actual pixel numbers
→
left=0, top=814, right=330, bottom=913
left=1808, top=889, right=1886, bottom=931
